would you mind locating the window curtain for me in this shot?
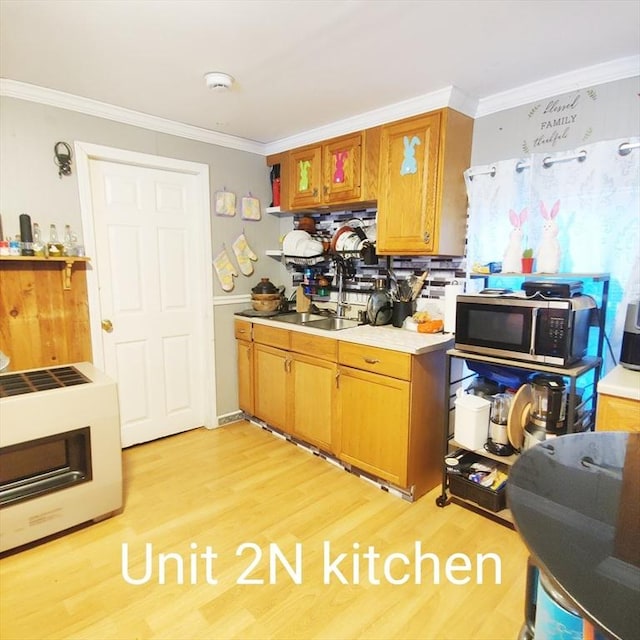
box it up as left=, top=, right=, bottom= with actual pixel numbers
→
left=464, top=137, right=640, bottom=371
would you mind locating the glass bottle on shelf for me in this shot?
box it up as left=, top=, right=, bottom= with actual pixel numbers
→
left=63, top=224, right=77, bottom=257
left=32, top=223, right=46, bottom=257
left=47, top=224, right=64, bottom=257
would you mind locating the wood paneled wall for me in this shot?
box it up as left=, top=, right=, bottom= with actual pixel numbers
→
left=0, top=261, right=92, bottom=371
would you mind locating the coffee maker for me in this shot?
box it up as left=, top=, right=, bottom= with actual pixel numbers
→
left=524, top=374, right=567, bottom=449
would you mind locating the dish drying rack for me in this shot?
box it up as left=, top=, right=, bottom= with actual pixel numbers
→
left=283, top=250, right=362, bottom=266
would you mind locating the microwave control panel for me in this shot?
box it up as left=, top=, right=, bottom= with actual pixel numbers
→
left=537, top=309, right=570, bottom=356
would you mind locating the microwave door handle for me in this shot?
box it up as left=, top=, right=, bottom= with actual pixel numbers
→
left=530, top=308, right=539, bottom=355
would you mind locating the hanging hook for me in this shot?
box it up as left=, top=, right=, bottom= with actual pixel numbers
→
left=54, top=141, right=73, bottom=178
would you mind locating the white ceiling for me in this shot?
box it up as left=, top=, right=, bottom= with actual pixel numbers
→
left=1, top=0, right=639, bottom=152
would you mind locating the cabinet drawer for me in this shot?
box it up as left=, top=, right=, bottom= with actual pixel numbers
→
left=253, top=324, right=290, bottom=350
left=290, top=331, right=337, bottom=361
left=234, top=319, right=252, bottom=341
left=338, top=342, right=411, bottom=380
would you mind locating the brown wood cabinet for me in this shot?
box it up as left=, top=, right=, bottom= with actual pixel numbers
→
left=253, top=324, right=291, bottom=431
left=337, top=364, right=410, bottom=485
left=289, top=351, right=337, bottom=451
left=376, top=108, right=473, bottom=256
left=249, top=324, right=338, bottom=451
left=283, top=129, right=380, bottom=211
left=596, top=393, right=640, bottom=433
left=336, top=342, right=445, bottom=498
left=234, top=319, right=446, bottom=499
left=234, top=319, right=254, bottom=415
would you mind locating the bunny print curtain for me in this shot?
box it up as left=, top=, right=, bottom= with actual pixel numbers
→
left=464, top=136, right=640, bottom=369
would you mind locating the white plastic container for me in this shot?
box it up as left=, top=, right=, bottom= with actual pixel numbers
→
left=454, top=392, right=491, bottom=451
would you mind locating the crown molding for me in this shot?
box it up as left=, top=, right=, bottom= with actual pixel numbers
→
left=263, top=86, right=479, bottom=155
left=0, top=79, right=264, bottom=154
left=476, top=55, right=640, bottom=117
left=2, top=55, right=638, bottom=156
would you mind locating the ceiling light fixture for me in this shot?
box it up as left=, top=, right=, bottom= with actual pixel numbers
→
left=204, top=71, right=234, bottom=90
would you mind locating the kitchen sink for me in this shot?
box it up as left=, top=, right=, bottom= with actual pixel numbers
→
left=303, top=317, right=358, bottom=331
left=270, top=312, right=358, bottom=331
left=270, top=312, right=327, bottom=324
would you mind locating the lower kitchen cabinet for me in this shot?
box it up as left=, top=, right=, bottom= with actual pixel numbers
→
left=336, top=366, right=410, bottom=485
left=289, top=352, right=337, bottom=451
left=254, top=343, right=290, bottom=432
left=251, top=323, right=338, bottom=450
left=236, top=340, right=254, bottom=415
left=596, top=393, right=640, bottom=432
left=234, top=319, right=254, bottom=415
left=337, top=342, right=445, bottom=498
left=235, top=319, right=446, bottom=499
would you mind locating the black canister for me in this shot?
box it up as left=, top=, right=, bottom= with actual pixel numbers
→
left=19, top=214, right=34, bottom=256
left=391, top=299, right=415, bottom=328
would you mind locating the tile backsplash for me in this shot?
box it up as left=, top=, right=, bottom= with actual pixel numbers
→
left=284, top=208, right=468, bottom=316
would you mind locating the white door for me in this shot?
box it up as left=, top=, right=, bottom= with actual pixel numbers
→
left=76, top=144, right=215, bottom=447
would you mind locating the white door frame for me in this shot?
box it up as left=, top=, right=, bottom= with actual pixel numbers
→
left=75, top=141, right=217, bottom=429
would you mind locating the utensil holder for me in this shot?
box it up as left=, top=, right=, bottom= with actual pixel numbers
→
left=391, top=300, right=415, bottom=328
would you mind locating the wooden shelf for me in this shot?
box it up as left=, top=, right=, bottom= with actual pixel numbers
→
left=0, top=256, right=90, bottom=290
left=450, top=438, right=520, bottom=466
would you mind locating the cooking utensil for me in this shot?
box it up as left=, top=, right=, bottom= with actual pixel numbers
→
left=410, top=270, right=429, bottom=300
left=252, top=278, right=279, bottom=294
left=397, top=279, right=412, bottom=302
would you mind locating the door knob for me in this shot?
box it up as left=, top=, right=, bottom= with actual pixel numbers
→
left=101, top=319, right=114, bottom=333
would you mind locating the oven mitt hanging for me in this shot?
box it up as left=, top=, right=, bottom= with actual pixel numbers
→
left=213, top=246, right=238, bottom=291
left=241, top=195, right=261, bottom=221
left=215, top=190, right=236, bottom=216
left=232, top=232, right=258, bottom=276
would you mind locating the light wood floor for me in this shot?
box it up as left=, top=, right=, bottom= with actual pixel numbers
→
left=0, top=421, right=530, bottom=640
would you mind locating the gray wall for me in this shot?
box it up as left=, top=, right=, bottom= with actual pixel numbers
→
left=2, top=75, right=639, bottom=418
left=471, top=76, right=640, bottom=165
left=0, top=96, right=290, bottom=416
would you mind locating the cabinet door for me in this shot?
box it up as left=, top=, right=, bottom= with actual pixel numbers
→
left=596, top=394, right=640, bottom=432
left=337, top=366, right=410, bottom=486
left=254, top=344, right=290, bottom=432
left=289, top=146, right=323, bottom=209
left=322, top=134, right=362, bottom=204
left=376, top=112, right=442, bottom=254
left=236, top=339, right=254, bottom=415
left=290, top=353, right=337, bottom=452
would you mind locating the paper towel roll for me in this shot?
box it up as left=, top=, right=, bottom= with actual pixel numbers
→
left=444, top=283, right=464, bottom=333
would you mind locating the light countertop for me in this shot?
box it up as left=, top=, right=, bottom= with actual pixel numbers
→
left=239, top=315, right=454, bottom=355
left=597, top=364, right=640, bottom=401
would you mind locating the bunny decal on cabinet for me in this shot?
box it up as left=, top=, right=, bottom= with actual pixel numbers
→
left=502, top=208, right=529, bottom=272
left=333, top=150, right=348, bottom=183
left=536, top=200, right=561, bottom=273
left=400, top=135, right=421, bottom=175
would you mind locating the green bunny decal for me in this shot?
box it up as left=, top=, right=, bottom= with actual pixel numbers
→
left=298, top=160, right=311, bottom=191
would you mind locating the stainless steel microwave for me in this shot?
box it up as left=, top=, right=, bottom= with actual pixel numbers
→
left=454, top=294, right=596, bottom=367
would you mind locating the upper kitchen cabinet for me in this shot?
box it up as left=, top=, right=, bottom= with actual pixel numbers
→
left=376, top=108, right=473, bottom=256
left=284, top=129, right=380, bottom=211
